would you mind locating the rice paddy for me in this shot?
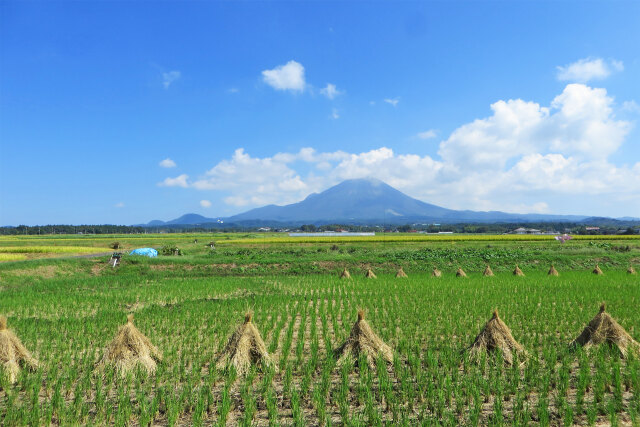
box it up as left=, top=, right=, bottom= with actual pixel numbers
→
left=0, top=234, right=639, bottom=425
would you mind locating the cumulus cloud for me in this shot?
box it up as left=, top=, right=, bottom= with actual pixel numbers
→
left=200, top=200, right=212, bottom=208
left=557, top=57, right=623, bottom=83
left=331, top=108, right=340, bottom=119
left=262, top=60, right=306, bottom=91
left=320, top=83, right=342, bottom=99
left=417, top=130, right=437, bottom=139
left=438, top=84, right=630, bottom=171
left=384, top=98, right=399, bottom=107
left=115, top=202, right=125, bottom=208
left=159, top=174, right=189, bottom=188
left=162, top=71, right=181, bottom=89
left=159, top=158, right=177, bottom=168
left=621, top=100, right=640, bottom=113
left=161, top=83, right=639, bottom=215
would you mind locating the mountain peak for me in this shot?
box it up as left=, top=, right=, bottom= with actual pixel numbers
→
left=153, top=179, right=590, bottom=226
left=228, top=178, right=452, bottom=223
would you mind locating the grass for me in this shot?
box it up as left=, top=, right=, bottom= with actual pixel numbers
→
left=218, top=233, right=640, bottom=244
left=0, top=246, right=109, bottom=254
left=0, top=254, right=27, bottom=261
left=0, top=235, right=639, bottom=425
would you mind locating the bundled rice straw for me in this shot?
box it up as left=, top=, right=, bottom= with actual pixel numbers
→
left=483, top=265, right=494, bottom=277
left=468, top=309, right=526, bottom=365
left=513, top=265, right=525, bottom=276
left=216, top=312, right=273, bottom=375
left=334, top=310, right=393, bottom=368
left=340, top=268, right=351, bottom=279
left=570, top=303, right=640, bottom=357
left=627, top=266, right=636, bottom=275
left=456, top=267, right=467, bottom=278
left=365, top=269, right=377, bottom=279
left=593, top=264, right=604, bottom=275
left=431, top=267, right=442, bottom=278
left=98, top=314, right=162, bottom=374
left=0, top=316, right=39, bottom=383
left=395, top=268, right=408, bottom=278
left=548, top=265, right=559, bottom=276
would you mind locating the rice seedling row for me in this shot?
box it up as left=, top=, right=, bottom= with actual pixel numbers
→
left=1, top=266, right=639, bottom=425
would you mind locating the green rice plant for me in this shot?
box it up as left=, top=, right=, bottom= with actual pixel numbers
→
left=0, top=237, right=639, bottom=425
left=0, top=245, right=108, bottom=254
left=0, top=253, right=27, bottom=261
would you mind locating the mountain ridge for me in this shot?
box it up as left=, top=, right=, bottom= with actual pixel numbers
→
left=142, top=178, right=606, bottom=226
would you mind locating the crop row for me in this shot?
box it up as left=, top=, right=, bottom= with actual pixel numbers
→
left=0, top=246, right=109, bottom=254
left=1, top=271, right=639, bottom=425
left=218, top=234, right=640, bottom=245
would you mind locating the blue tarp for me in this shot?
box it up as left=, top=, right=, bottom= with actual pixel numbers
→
left=129, top=248, right=158, bottom=257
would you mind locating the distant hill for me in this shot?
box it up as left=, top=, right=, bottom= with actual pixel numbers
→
left=143, top=214, right=217, bottom=226
left=147, top=178, right=595, bottom=226
left=227, top=178, right=455, bottom=222
left=225, top=178, right=588, bottom=223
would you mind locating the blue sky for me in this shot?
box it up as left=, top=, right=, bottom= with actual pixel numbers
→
left=1, top=1, right=639, bottom=225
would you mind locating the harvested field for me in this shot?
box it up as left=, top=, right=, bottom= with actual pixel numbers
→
left=0, top=236, right=639, bottom=425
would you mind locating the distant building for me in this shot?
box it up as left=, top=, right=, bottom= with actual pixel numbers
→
left=585, top=226, right=600, bottom=231
left=512, top=227, right=543, bottom=235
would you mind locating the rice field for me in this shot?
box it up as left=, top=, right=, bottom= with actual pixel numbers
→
left=218, top=234, right=640, bottom=245
left=0, top=246, right=110, bottom=254
left=0, top=254, right=27, bottom=262
left=0, top=236, right=639, bottom=425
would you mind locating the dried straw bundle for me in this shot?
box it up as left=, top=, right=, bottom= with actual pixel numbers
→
left=456, top=267, right=467, bottom=278
left=570, top=304, right=640, bottom=357
left=468, top=310, right=526, bottom=365
left=0, top=316, right=39, bottom=383
left=548, top=265, right=559, bottom=276
left=431, top=267, right=442, bottom=278
left=513, top=265, right=525, bottom=276
left=340, top=268, right=351, bottom=279
left=593, top=264, right=604, bottom=275
left=365, top=269, right=377, bottom=279
left=395, top=268, right=408, bottom=278
left=98, top=314, right=162, bottom=374
left=334, top=310, right=393, bottom=368
left=216, top=313, right=273, bottom=375
left=627, top=266, right=636, bottom=275
left=483, top=265, right=494, bottom=277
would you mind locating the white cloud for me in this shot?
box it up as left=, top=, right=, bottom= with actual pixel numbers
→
left=417, top=129, right=437, bottom=139
left=556, top=57, right=623, bottom=83
left=162, top=71, right=181, bottom=89
left=621, top=100, right=640, bottom=113
left=438, top=83, right=630, bottom=171
left=159, top=158, right=177, bottom=168
left=115, top=202, right=125, bottom=208
left=228, top=87, right=239, bottom=93
left=159, top=174, right=189, bottom=188
left=200, top=200, right=212, bottom=208
left=331, top=108, right=339, bottom=119
left=320, top=83, right=342, bottom=99
left=165, top=83, right=639, bottom=216
left=262, top=60, right=306, bottom=91
left=384, top=98, right=399, bottom=107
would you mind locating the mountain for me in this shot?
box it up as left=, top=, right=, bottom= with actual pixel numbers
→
left=224, top=178, right=587, bottom=224
left=147, top=178, right=593, bottom=226
left=228, top=178, right=455, bottom=223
